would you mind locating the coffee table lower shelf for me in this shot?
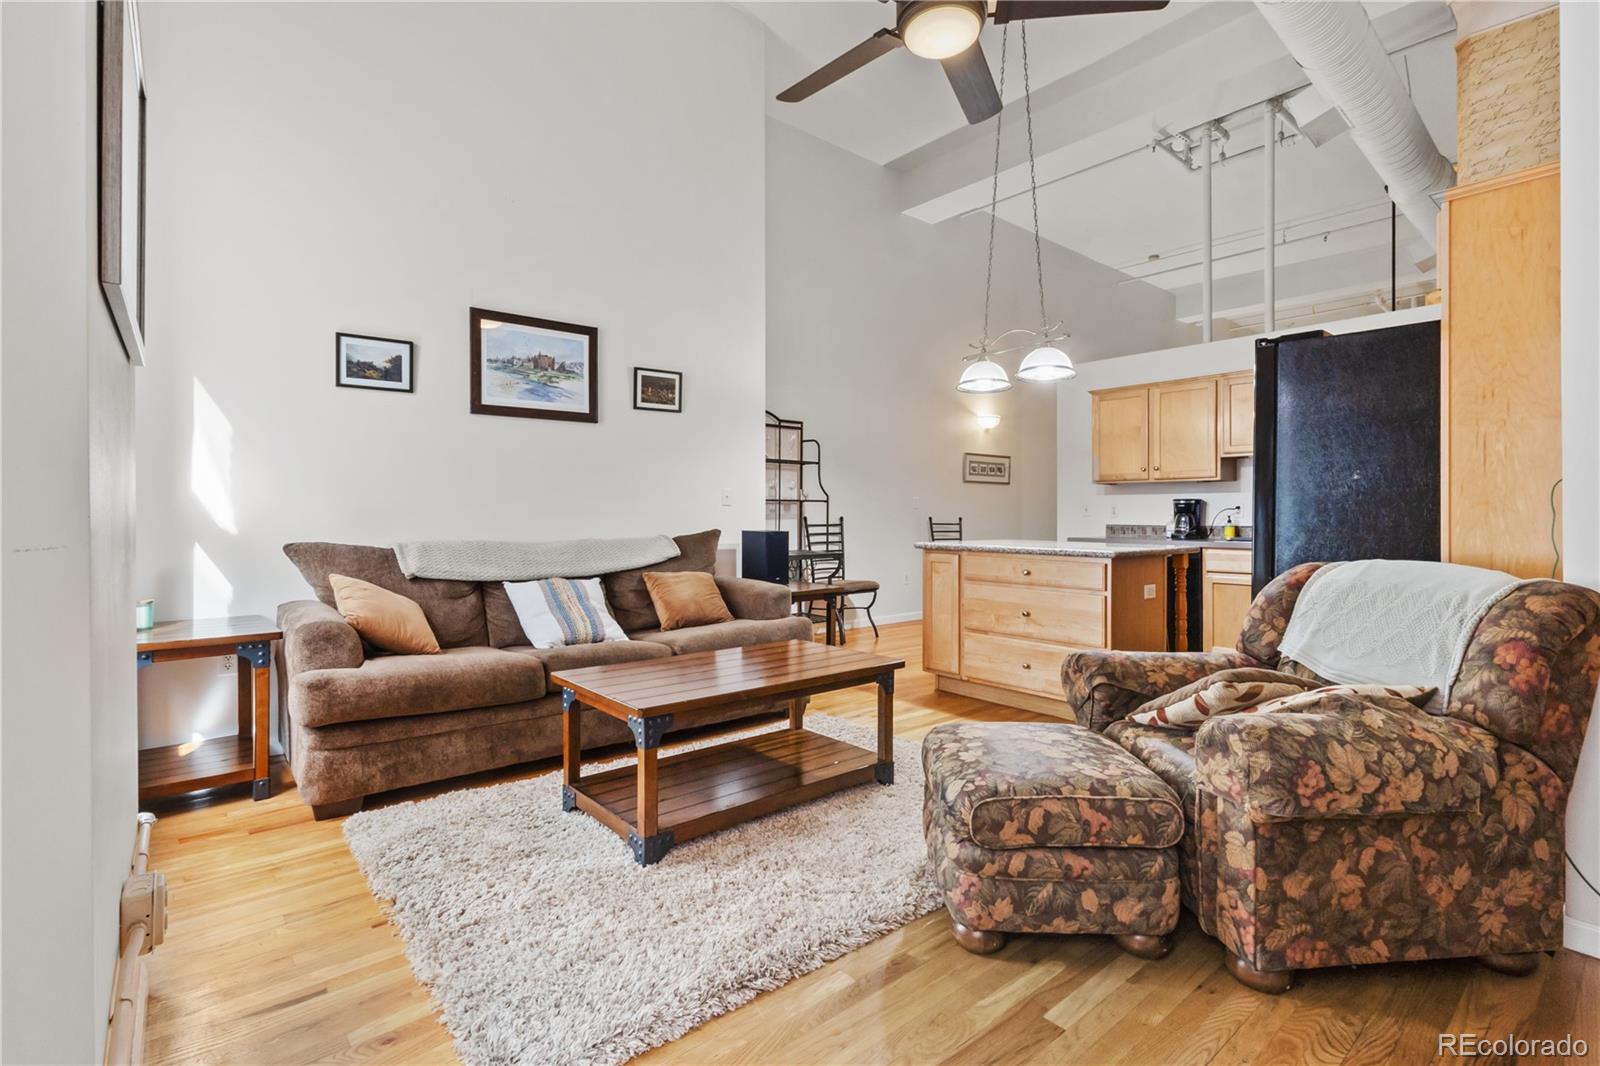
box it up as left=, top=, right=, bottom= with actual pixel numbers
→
left=562, top=727, right=887, bottom=864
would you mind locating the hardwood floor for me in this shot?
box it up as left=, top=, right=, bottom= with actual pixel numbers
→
left=143, top=621, right=1600, bottom=1065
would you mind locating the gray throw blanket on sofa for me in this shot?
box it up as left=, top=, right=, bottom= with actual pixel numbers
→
left=392, top=535, right=680, bottom=582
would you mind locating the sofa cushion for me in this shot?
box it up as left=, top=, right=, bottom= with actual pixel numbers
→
left=601, top=529, right=719, bottom=632
left=644, top=571, right=734, bottom=631
left=330, top=573, right=441, bottom=655
left=285, top=542, right=488, bottom=648
left=482, top=582, right=530, bottom=648
left=630, top=616, right=814, bottom=655
left=503, top=576, right=628, bottom=648
left=505, top=639, right=672, bottom=676
left=292, top=646, right=545, bottom=727
left=922, top=721, right=1184, bottom=850
left=1106, top=720, right=1199, bottom=812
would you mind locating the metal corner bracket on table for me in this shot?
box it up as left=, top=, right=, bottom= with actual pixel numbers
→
left=626, top=713, right=674, bottom=749
left=628, top=828, right=675, bottom=866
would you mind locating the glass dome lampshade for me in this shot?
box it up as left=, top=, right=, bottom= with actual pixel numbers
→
left=901, top=2, right=984, bottom=60
left=1016, top=343, right=1076, bottom=383
left=957, top=357, right=1012, bottom=393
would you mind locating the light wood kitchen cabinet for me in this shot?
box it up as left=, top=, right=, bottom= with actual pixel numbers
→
left=1091, top=372, right=1245, bottom=485
left=1201, top=548, right=1253, bottom=652
left=919, top=548, right=1171, bottom=717
left=1091, top=387, right=1150, bottom=483
left=1219, top=371, right=1255, bottom=457
left=1441, top=162, right=1562, bottom=578
left=922, top=550, right=961, bottom=675
left=1149, top=378, right=1220, bottom=481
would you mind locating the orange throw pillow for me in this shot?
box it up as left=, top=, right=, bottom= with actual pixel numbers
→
left=642, top=571, right=734, bottom=631
left=329, top=573, right=441, bottom=654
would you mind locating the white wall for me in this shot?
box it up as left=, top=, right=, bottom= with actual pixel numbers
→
left=1560, top=0, right=1600, bottom=958
left=766, top=121, right=1191, bottom=621
left=1057, top=306, right=1442, bottom=539
left=1, top=3, right=140, bottom=1060
left=134, top=2, right=767, bottom=746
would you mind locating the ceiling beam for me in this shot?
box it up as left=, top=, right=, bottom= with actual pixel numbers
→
left=891, top=0, right=1457, bottom=225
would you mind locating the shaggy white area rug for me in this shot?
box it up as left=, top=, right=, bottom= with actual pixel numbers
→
left=343, top=715, right=940, bottom=1066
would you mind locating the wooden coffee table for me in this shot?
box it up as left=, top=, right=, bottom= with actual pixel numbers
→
left=550, top=639, right=904, bottom=865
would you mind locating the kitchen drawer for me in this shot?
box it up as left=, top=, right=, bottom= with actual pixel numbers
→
left=961, top=581, right=1107, bottom=646
left=960, top=552, right=1107, bottom=591
left=962, top=632, right=1071, bottom=699
left=1202, top=548, right=1252, bottom=574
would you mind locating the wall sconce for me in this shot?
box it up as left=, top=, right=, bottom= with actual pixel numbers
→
left=975, top=414, right=1000, bottom=431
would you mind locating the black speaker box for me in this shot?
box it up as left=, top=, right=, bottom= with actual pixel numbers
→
left=741, top=530, right=789, bottom=584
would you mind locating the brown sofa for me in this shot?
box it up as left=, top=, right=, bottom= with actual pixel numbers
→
left=275, top=531, right=812, bottom=819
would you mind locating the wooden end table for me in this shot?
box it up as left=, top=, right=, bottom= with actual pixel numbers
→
left=550, top=639, right=904, bottom=866
left=136, top=615, right=281, bottom=801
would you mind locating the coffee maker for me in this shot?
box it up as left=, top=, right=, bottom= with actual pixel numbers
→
left=1171, top=498, right=1207, bottom=540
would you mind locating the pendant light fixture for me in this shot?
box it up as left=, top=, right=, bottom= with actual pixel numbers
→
left=955, top=22, right=1074, bottom=392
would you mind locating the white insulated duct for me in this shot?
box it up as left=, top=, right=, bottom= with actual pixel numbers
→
left=1255, top=0, right=1455, bottom=249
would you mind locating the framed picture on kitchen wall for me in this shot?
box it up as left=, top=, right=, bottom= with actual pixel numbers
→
left=470, top=308, right=598, bottom=422
left=335, top=333, right=413, bottom=392
left=632, top=367, right=682, bottom=412
left=963, top=453, right=1011, bottom=485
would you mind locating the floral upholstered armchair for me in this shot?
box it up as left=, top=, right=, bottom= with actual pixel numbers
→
left=1062, top=563, right=1600, bottom=992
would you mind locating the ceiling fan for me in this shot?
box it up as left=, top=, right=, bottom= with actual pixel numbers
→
left=776, top=1, right=1170, bottom=125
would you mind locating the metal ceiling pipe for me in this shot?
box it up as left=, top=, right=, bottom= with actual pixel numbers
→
left=1255, top=0, right=1454, bottom=249
left=1263, top=102, right=1277, bottom=333
left=1202, top=128, right=1214, bottom=343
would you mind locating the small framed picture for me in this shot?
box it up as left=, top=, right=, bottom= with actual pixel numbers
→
left=471, top=307, right=598, bottom=422
left=632, top=367, right=683, bottom=412
left=964, top=452, right=1011, bottom=484
left=335, top=333, right=413, bottom=392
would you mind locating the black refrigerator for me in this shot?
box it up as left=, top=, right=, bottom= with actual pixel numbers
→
left=1251, top=321, right=1441, bottom=594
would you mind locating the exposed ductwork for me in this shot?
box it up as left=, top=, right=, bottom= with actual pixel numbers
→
left=1254, top=0, right=1455, bottom=249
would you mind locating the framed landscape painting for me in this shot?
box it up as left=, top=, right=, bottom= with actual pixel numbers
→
left=335, top=333, right=413, bottom=392
left=470, top=308, right=598, bottom=422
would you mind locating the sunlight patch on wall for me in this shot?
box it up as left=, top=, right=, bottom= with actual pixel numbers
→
left=191, top=542, right=234, bottom=619
left=192, top=378, right=237, bottom=534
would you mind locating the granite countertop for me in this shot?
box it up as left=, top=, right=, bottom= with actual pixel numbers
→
left=1067, top=536, right=1253, bottom=550
left=913, top=539, right=1207, bottom=559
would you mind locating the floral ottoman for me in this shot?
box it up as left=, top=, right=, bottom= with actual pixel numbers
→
left=921, top=720, right=1184, bottom=958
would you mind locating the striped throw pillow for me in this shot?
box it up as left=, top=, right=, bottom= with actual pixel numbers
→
left=502, top=577, right=628, bottom=649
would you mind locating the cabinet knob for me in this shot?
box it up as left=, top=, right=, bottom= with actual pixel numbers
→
left=1153, top=466, right=1160, bottom=471
left=1021, top=609, right=1031, bottom=617
left=1020, top=568, right=1031, bottom=576
left=1022, top=662, right=1032, bottom=670
left=1141, top=466, right=1147, bottom=472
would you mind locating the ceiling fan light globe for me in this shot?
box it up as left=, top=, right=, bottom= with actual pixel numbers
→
left=1016, top=344, right=1076, bottom=382
left=957, top=357, right=1012, bottom=393
left=902, top=3, right=984, bottom=60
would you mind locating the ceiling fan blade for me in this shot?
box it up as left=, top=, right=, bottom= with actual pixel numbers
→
left=776, top=28, right=903, bottom=103
left=940, top=40, right=1002, bottom=125
left=992, top=1, right=1169, bottom=24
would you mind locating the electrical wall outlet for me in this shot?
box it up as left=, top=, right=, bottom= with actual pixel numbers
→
left=1111, top=505, right=1119, bottom=518
left=220, top=655, right=234, bottom=674
left=1143, top=584, right=1157, bottom=599
left=720, top=488, right=732, bottom=507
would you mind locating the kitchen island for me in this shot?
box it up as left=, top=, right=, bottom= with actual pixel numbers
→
left=914, top=539, right=1218, bottom=718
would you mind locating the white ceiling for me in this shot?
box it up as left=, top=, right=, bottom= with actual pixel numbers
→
left=749, top=0, right=1460, bottom=328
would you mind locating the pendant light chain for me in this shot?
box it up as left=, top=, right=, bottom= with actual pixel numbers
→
left=1021, top=23, right=1047, bottom=330
left=980, top=26, right=1010, bottom=347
